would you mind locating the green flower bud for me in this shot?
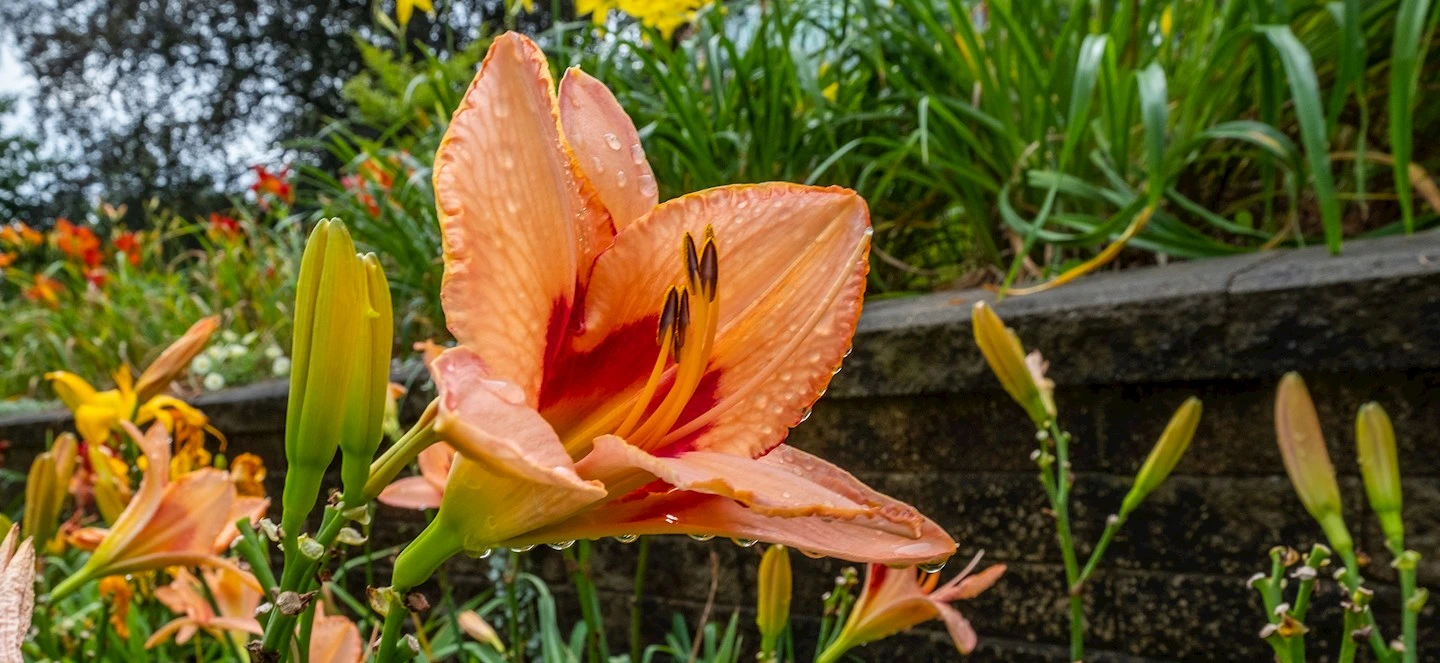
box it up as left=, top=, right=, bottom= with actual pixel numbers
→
left=1274, top=373, right=1352, bottom=555
left=1120, top=397, right=1201, bottom=518
left=281, top=219, right=382, bottom=541
left=756, top=545, right=792, bottom=657
left=337, top=254, right=394, bottom=504
left=1355, top=402, right=1403, bottom=549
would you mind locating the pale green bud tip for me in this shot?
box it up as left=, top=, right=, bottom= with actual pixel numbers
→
left=1355, top=402, right=1404, bottom=547
left=1120, top=396, right=1201, bottom=517
left=1275, top=373, right=1352, bottom=553
left=972, top=302, right=1052, bottom=425
left=756, top=545, right=793, bottom=641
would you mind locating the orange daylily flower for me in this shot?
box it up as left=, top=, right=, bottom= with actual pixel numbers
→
left=249, top=166, right=294, bottom=209
left=97, top=576, right=134, bottom=638
left=388, top=33, right=955, bottom=589
left=378, top=442, right=453, bottom=510
left=229, top=452, right=268, bottom=498
left=0, top=251, right=14, bottom=267
left=23, top=273, right=62, bottom=307
left=53, top=218, right=103, bottom=266
left=1, top=221, right=43, bottom=247
left=145, top=566, right=263, bottom=650
left=308, top=603, right=363, bottom=663
left=114, top=231, right=141, bottom=267
left=51, top=423, right=266, bottom=599
left=817, top=557, right=1006, bottom=662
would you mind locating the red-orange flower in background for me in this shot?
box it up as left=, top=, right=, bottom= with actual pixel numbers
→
left=114, top=231, right=142, bottom=267
left=0, top=252, right=14, bottom=268
left=53, top=218, right=103, bottom=266
left=23, top=274, right=62, bottom=307
left=387, top=33, right=955, bottom=590
left=249, top=165, right=294, bottom=209
left=85, top=267, right=108, bottom=288
left=208, top=213, right=243, bottom=240
left=341, top=175, right=381, bottom=217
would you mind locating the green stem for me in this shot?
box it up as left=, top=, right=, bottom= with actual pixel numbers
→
left=375, top=593, right=409, bottom=663
left=1073, top=514, right=1124, bottom=594
left=195, top=567, right=247, bottom=662
left=363, top=401, right=439, bottom=500
left=1046, top=422, right=1085, bottom=662
left=630, top=538, right=650, bottom=663
left=1286, top=546, right=1331, bottom=663
left=1336, top=551, right=1395, bottom=663
left=236, top=519, right=278, bottom=594
left=1397, top=550, right=1420, bottom=663
left=564, top=542, right=610, bottom=660
left=260, top=505, right=353, bottom=655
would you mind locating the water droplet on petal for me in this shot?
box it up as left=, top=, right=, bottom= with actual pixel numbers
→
left=688, top=534, right=715, bottom=542
left=592, top=156, right=606, bottom=174
left=500, top=153, right=515, bottom=170
left=604, top=132, right=622, bottom=151
left=731, top=538, right=758, bottom=548
left=505, top=199, right=520, bottom=214
left=612, top=534, right=639, bottom=544
left=493, top=103, right=510, bottom=118
left=802, top=549, right=826, bottom=559
left=510, top=545, right=536, bottom=553
left=639, top=174, right=658, bottom=197
left=798, top=408, right=812, bottom=423
left=919, top=560, right=946, bottom=574
left=616, top=169, right=627, bottom=188
left=470, top=548, right=493, bottom=559
left=630, top=143, right=646, bottom=165
left=547, top=540, right=576, bottom=550
left=664, top=514, right=679, bottom=524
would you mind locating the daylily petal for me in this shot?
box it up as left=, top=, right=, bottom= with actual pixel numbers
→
left=559, top=67, right=658, bottom=228
left=90, top=423, right=172, bottom=564
left=377, top=476, right=445, bottom=511
left=935, top=604, right=979, bottom=654
left=135, top=316, right=219, bottom=403
left=932, top=564, right=1006, bottom=602
left=419, top=442, right=454, bottom=486
left=310, top=604, right=363, bottom=663
left=506, top=490, right=952, bottom=565
left=577, top=438, right=924, bottom=537
left=214, top=496, right=270, bottom=554
left=119, top=469, right=234, bottom=563
left=431, top=347, right=599, bottom=489
left=544, top=184, right=870, bottom=458
left=45, top=371, right=98, bottom=413
left=436, top=33, right=614, bottom=404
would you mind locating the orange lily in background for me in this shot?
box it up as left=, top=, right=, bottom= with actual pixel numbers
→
left=817, top=556, right=1006, bottom=662
left=378, top=442, right=453, bottom=510
left=23, top=273, right=62, bottom=307
left=53, top=218, right=102, bottom=266
left=308, top=603, right=363, bottom=663
left=0, top=252, right=14, bottom=267
left=1, top=221, right=43, bottom=247
left=113, top=231, right=141, bottom=267
left=145, top=566, right=263, bottom=650
left=389, top=33, right=955, bottom=589
left=0, top=525, right=36, bottom=660
left=46, top=316, right=219, bottom=444
left=51, top=423, right=266, bottom=599
left=249, top=166, right=293, bottom=209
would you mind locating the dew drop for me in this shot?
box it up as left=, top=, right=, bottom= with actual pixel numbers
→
left=664, top=514, right=679, bottom=524
left=547, top=540, right=576, bottom=550
left=919, top=560, right=946, bottom=574
left=505, top=199, right=520, bottom=214
left=470, top=548, right=493, bottom=560
left=638, top=174, right=658, bottom=197
left=798, top=408, right=812, bottom=423
left=612, top=534, right=639, bottom=544
left=689, top=534, right=715, bottom=541
left=732, top=538, right=758, bottom=548
left=604, top=132, right=622, bottom=151
left=630, top=143, right=646, bottom=165
left=591, top=156, right=606, bottom=174
left=510, top=545, right=536, bottom=553
left=500, top=153, right=515, bottom=170
left=802, top=549, right=825, bottom=559
left=616, top=169, right=627, bottom=188
left=493, top=103, right=510, bottom=118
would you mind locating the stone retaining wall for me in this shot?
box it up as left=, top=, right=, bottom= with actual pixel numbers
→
left=3, top=232, right=1439, bottom=661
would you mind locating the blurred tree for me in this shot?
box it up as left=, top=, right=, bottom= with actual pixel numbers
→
left=0, top=0, right=552, bottom=221
left=0, top=96, right=55, bottom=221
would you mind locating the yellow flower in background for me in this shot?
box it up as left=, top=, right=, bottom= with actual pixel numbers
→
left=229, top=452, right=268, bottom=498
left=395, top=0, right=434, bottom=27
left=1160, top=5, right=1174, bottom=38
left=576, top=0, right=617, bottom=25
left=138, top=395, right=225, bottom=477
left=47, top=316, right=219, bottom=445
left=575, top=0, right=712, bottom=38
left=88, top=443, right=134, bottom=524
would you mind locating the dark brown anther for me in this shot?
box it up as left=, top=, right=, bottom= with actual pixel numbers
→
left=657, top=287, right=679, bottom=345
left=672, top=290, right=691, bottom=361
left=682, top=233, right=700, bottom=291
left=404, top=591, right=431, bottom=614
left=699, top=237, right=718, bottom=301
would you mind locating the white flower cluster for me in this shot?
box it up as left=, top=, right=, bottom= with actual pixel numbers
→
left=190, top=329, right=291, bottom=391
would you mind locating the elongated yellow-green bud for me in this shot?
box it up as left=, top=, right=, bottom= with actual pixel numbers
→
left=1355, top=402, right=1403, bottom=549
left=1275, top=373, right=1352, bottom=554
left=756, top=545, right=792, bottom=658
left=1120, top=397, right=1201, bottom=518
left=282, top=219, right=373, bottom=540
left=21, top=434, right=76, bottom=549
left=338, top=253, right=394, bottom=504
left=972, top=302, right=1055, bottom=426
